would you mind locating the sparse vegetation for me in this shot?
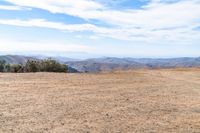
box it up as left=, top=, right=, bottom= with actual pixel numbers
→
left=0, top=59, right=68, bottom=73
left=0, top=60, right=6, bottom=72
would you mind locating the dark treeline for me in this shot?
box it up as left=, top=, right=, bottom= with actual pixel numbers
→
left=0, top=59, right=68, bottom=73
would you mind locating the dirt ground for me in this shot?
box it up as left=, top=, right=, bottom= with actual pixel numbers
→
left=0, top=69, right=200, bottom=133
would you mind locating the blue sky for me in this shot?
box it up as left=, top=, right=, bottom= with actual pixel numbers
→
left=0, top=0, right=200, bottom=58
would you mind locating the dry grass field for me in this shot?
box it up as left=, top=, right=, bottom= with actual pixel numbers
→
left=0, top=69, right=200, bottom=133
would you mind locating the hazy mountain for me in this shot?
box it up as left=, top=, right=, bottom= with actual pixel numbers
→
left=32, top=55, right=80, bottom=63
left=0, top=55, right=80, bottom=73
left=65, top=57, right=200, bottom=72
left=66, top=58, right=146, bottom=72
left=1, top=55, right=200, bottom=72
left=0, top=55, right=38, bottom=64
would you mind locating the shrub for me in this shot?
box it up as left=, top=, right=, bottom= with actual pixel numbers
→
left=10, top=64, right=24, bottom=73
left=24, top=60, right=40, bottom=72
left=4, top=64, right=11, bottom=72
left=39, top=59, right=68, bottom=72
left=0, top=60, right=6, bottom=72
left=0, top=59, right=68, bottom=73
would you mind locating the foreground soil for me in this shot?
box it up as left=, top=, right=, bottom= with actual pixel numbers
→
left=0, top=69, right=200, bottom=133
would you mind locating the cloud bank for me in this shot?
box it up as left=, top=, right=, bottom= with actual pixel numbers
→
left=1, top=0, right=200, bottom=47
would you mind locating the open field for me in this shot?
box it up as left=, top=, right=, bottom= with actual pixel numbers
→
left=0, top=69, right=200, bottom=132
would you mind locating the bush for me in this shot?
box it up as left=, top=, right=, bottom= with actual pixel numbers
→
left=0, top=60, right=6, bottom=72
left=24, top=60, right=40, bottom=72
left=10, top=64, right=24, bottom=73
left=4, top=64, right=11, bottom=72
left=0, top=59, right=68, bottom=73
left=38, top=59, right=68, bottom=72
left=23, top=59, right=68, bottom=73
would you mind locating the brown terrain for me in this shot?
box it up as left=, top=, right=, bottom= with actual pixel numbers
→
left=0, top=68, right=200, bottom=132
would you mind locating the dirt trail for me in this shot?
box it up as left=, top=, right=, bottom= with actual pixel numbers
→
left=0, top=69, right=200, bottom=133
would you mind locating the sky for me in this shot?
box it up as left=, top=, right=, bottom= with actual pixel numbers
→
left=0, top=0, right=200, bottom=58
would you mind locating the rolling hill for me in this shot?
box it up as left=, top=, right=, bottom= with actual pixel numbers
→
left=1, top=55, right=200, bottom=72
left=0, top=55, right=79, bottom=73
left=0, top=55, right=38, bottom=64
left=65, top=57, right=200, bottom=72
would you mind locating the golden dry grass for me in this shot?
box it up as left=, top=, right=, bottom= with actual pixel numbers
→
left=0, top=69, right=200, bottom=132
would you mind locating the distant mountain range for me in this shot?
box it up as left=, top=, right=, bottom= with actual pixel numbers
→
left=1, top=55, right=200, bottom=72
left=0, top=55, right=38, bottom=64
left=66, top=57, right=200, bottom=72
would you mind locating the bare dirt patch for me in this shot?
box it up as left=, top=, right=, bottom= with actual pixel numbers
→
left=0, top=69, right=200, bottom=132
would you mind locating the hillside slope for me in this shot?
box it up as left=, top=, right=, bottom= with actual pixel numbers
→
left=1, top=55, right=200, bottom=72
left=66, top=57, right=200, bottom=72
left=0, top=55, right=38, bottom=64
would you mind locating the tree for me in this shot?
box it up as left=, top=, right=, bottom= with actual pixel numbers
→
left=0, top=59, right=68, bottom=73
left=0, top=60, right=6, bottom=72
left=4, top=64, right=11, bottom=72
left=24, top=60, right=39, bottom=72
left=10, top=64, right=24, bottom=73
left=39, top=59, right=68, bottom=72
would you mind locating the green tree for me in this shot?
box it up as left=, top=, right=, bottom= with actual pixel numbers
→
left=0, top=60, right=6, bottom=72
left=10, top=64, right=24, bottom=73
left=4, top=64, right=11, bottom=72
left=0, top=59, right=68, bottom=73
left=24, top=60, right=39, bottom=72
left=39, top=59, right=68, bottom=72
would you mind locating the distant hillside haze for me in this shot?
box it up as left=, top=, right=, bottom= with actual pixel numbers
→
left=66, top=59, right=145, bottom=73
left=65, top=57, right=200, bottom=72
left=0, top=55, right=80, bottom=64
left=1, top=55, right=200, bottom=72
left=0, top=55, right=38, bottom=64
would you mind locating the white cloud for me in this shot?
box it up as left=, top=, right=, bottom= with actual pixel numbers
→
left=0, top=38, right=93, bottom=53
left=0, top=18, right=200, bottom=44
left=4, top=0, right=200, bottom=27
left=0, top=5, right=30, bottom=10
left=0, top=18, right=134, bottom=41
left=1, top=0, right=200, bottom=44
left=0, top=19, right=98, bottom=31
